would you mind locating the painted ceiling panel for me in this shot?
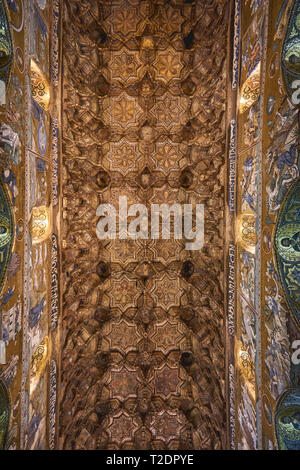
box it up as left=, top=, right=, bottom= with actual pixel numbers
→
left=60, top=0, right=228, bottom=450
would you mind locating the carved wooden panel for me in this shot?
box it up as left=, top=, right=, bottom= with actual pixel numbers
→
left=60, top=0, right=228, bottom=450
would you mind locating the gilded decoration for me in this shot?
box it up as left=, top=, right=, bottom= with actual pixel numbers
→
left=61, top=0, right=228, bottom=450
left=1, top=0, right=297, bottom=451
left=30, top=205, right=51, bottom=244
left=30, top=59, right=50, bottom=111
left=275, top=388, right=300, bottom=450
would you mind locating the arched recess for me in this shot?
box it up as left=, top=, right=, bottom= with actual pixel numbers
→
left=274, top=179, right=300, bottom=328
left=273, top=0, right=300, bottom=450
left=275, top=388, right=300, bottom=450
left=0, top=378, right=10, bottom=450
left=281, top=0, right=300, bottom=104
left=0, top=0, right=14, bottom=87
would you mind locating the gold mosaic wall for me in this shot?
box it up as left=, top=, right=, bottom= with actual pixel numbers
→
left=0, top=0, right=60, bottom=450
left=230, top=0, right=300, bottom=450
